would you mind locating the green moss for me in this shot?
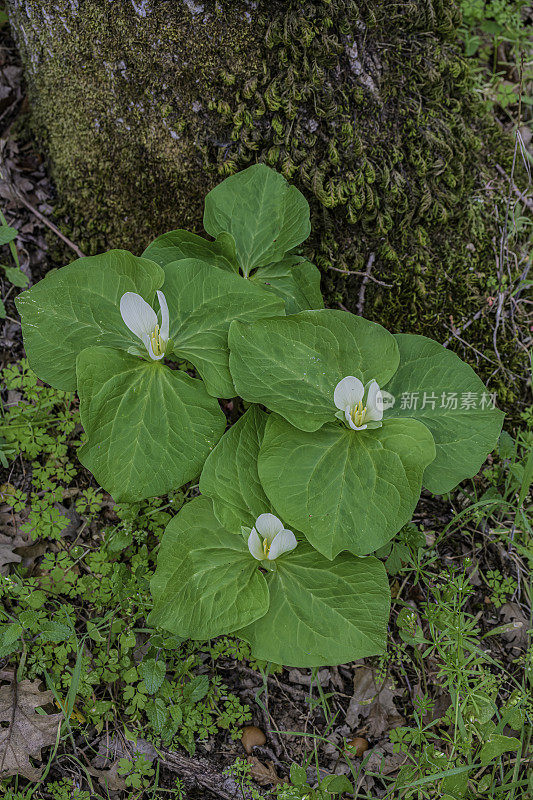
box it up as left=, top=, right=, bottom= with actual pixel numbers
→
left=9, top=0, right=528, bottom=406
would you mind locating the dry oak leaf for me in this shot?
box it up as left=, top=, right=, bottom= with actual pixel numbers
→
left=345, top=667, right=404, bottom=739
left=246, top=756, right=287, bottom=787
left=0, top=679, right=62, bottom=781
left=0, top=532, right=24, bottom=575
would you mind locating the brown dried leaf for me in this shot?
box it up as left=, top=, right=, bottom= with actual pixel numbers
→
left=0, top=531, right=26, bottom=575
left=86, top=762, right=127, bottom=792
left=345, top=667, right=404, bottom=738
left=499, top=603, right=529, bottom=648
left=0, top=679, right=62, bottom=781
left=246, top=756, right=286, bottom=787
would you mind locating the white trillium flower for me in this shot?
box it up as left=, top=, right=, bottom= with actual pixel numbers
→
left=120, top=291, right=169, bottom=361
left=247, top=513, right=297, bottom=562
left=334, top=376, right=384, bottom=431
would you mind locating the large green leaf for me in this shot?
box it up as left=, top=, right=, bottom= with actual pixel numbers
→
left=385, top=335, right=505, bottom=493
left=76, top=347, right=225, bottom=502
left=229, top=310, right=399, bottom=432
left=16, top=250, right=163, bottom=391
left=203, top=164, right=310, bottom=274
left=149, top=497, right=269, bottom=639
left=237, top=542, right=390, bottom=667
left=200, top=406, right=272, bottom=533
left=162, top=260, right=284, bottom=397
left=249, top=258, right=324, bottom=314
left=142, top=229, right=239, bottom=272
left=259, top=414, right=436, bottom=558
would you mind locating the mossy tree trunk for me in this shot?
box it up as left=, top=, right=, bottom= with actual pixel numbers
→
left=7, top=0, right=523, bottom=395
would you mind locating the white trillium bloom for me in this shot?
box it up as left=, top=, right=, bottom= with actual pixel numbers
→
left=120, top=291, right=169, bottom=361
left=247, top=513, right=297, bottom=562
left=334, top=376, right=384, bottom=431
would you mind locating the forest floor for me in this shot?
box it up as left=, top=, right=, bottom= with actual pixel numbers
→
left=0, top=5, right=532, bottom=800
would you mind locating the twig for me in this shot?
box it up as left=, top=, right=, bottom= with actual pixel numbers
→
left=328, top=260, right=391, bottom=289
left=442, top=308, right=485, bottom=347
left=8, top=191, right=85, bottom=259
left=356, top=252, right=376, bottom=315
left=495, top=163, right=533, bottom=211
left=161, top=748, right=266, bottom=799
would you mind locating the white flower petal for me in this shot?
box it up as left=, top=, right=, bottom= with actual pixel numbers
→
left=157, top=290, right=169, bottom=342
left=344, top=408, right=358, bottom=430
left=248, top=529, right=265, bottom=561
left=365, top=380, right=384, bottom=422
left=146, top=338, right=164, bottom=361
left=254, top=513, right=284, bottom=544
left=334, top=376, right=364, bottom=411
left=120, top=292, right=158, bottom=340
left=267, top=528, right=297, bottom=560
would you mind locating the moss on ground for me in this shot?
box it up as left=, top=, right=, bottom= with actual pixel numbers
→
left=7, top=0, right=529, bottom=404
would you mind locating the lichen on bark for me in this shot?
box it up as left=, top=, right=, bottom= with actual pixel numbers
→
left=7, top=0, right=527, bottom=400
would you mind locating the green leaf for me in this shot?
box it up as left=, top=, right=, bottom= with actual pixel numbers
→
left=143, top=229, right=239, bottom=273
left=139, top=659, right=166, bottom=694
left=146, top=698, right=168, bottom=733
left=185, top=675, right=209, bottom=703
left=321, top=775, right=354, bottom=794
left=478, top=734, right=520, bottom=767
left=0, top=298, right=5, bottom=319
left=249, top=257, right=324, bottom=314
left=39, top=621, right=73, bottom=643
left=0, top=226, right=18, bottom=246
left=290, top=763, right=308, bottom=787
left=200, top=405, right=273, bottom=533
left=385, top=335, right=504, bottom=493
left=259, top=414, right=436, bottom=558
left=0, top=624, right=22, bottom=648
left=16, top=250, right=164, bottom=391
left=1, top=266, right=28, bottom=288
left=203, top=164, right=310, bottom=274
left=76, top=348, right=225, bottom=502
left=237, top=541, right=390, bottom=667
left=149, top=496, right=269, bottom=639
left=229, top=309, right=399, bottom=432
left=162, top=259, right=285, bottom=397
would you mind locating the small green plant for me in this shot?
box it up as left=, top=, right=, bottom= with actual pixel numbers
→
left=484, top=569, right=517, bottom=607
left=16, top=165, right=503, bottom=669
left=117, top=754, right=155, bottom=790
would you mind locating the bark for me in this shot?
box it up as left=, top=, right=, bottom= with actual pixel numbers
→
left=6, top=0, right=525, bottom=393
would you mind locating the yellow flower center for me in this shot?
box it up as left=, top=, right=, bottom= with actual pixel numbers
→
left=262, top=538, right=270, bottom=558
left=350, top=401, right=367, bottom=428
left=150, top=325, right=165, bottom=357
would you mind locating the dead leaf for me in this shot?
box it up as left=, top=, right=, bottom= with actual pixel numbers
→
left=0, top=679, right=62, bottom=781
left=499, top=603, right=529, bottom=649
left=364, top=742, right=406, bottom=775
left=86, top=762, right=127, bottom=792
left=345, top=667, right=404, bottom=738
left=246, top=755, right=286, bottom=787
left=0, top=531, right=27, bottom=575
left=241, top=725, right=266, bottom=754
left=288, top=667, right=330, bottom=686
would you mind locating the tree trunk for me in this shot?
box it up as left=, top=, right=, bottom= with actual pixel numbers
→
left=6, top=0, right=524, bottom=392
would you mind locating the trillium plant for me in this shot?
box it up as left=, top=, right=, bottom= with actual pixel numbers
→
left=16, top=164, right=504, bottom=667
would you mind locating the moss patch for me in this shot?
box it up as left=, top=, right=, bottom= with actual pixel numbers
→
left=8, top=0, right=528, bottom=405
